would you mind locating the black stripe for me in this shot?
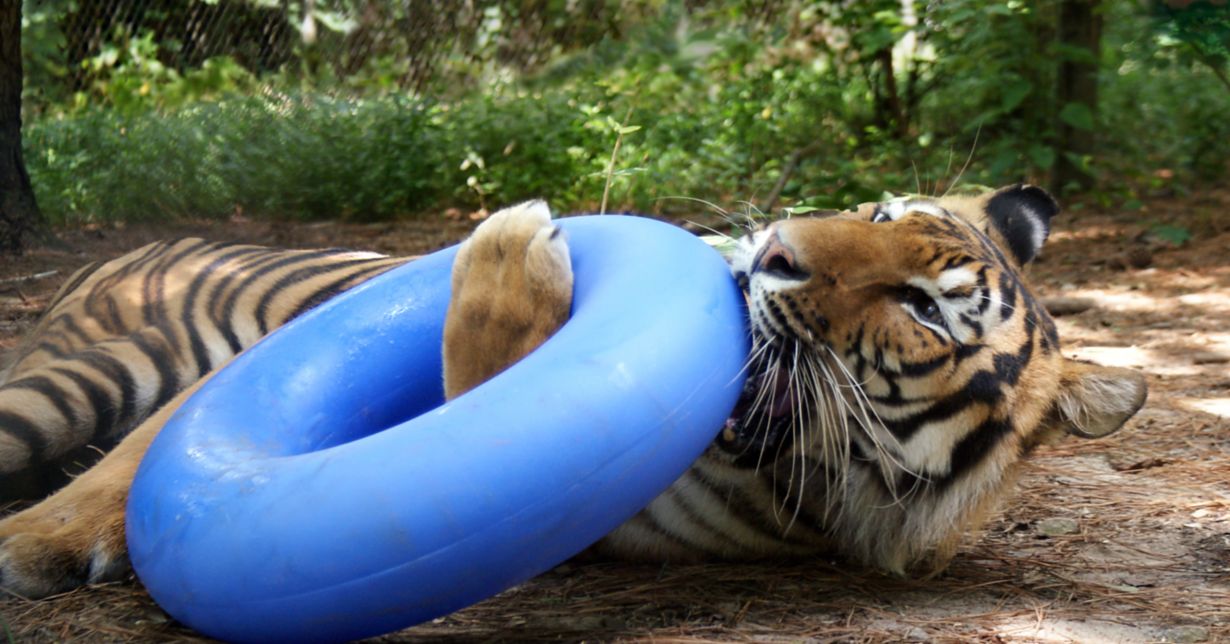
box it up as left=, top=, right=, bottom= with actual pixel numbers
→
left=895, top=353, right=951, bottom=377
left=75, top=352, right=138, bottom=429
left=767, top=467, right=832, bottom=536
left=10, top=314, right=91, bottom=373
left=99, top=241, right=171, bottom=286
left=142, top=239, right=215, bottom=329
left=0, top=410, right=48, bottom=464
left=3, top=376, right=82, bottom=429
left=1030, top=293, right=1059, bottom=350
left=284, top=261, right=400, bottom=322
left=663, top=482, right=747, bottom=553
left=993, top=336, right=1033, bottom=386
left=975, top=287, right=992, bottom=315
left=893, top=467, right=931, bottom=501
left=255, top=257, right=392, bottom=335
left=958, top=314, right=983, bottom=336
left=80, top=241, right=178, bottom=335
left=622, top=513, right=696, bottom=554
left=849, top=433, right=869, bottom=462
left=974, top=267, right=991, bottom=314
left=97, top=294, right=126, bottom=335
left=690, top=460, right=812, bottom=545
left=893, top=337, right=1036, bottom=485
left=872, top=375, right=905, bottom=404
left=50, top=367, right=116, bottom=442
left=57, top=313, right=94, bottom=347
left=209, top=250, right=297, bottom=351
left=30, top=340, right=67, bottom=361
left=999, top=271, right=1016, bottom=321
left=848, top=323, right=872, bottom=383
left=638, top=510, right=719, bottom=554
left=942, top=255, right=974, bottom=271
left=179, top=246, right=269, bottom=377
left=44, top=261, right=102, bottom=311
left=974, top=223, right=1017, bottom=274
left=1023, top=298, right=1040, bottom=334
left=846, top=438, right=899, bottom=501
left=850, top=431, right=930, bottom=502
left=952, top=343, right=985, bottom=369
left=215, top=249, right=344, bottom=350
left=762, top=298, right=797, bottom=341
left=127, top=329, right=183, bottom=411
left=933, top=417, right=1014, bottom=492
left=85, top=241, right=173, bottom=312
left=883, top=367, right=1003, bottom=441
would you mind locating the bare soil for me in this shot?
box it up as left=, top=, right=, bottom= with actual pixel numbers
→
left=1, top=193, right=1228, bottom=643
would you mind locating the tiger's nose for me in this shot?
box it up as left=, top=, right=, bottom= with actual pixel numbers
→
left=752, top=230, right=809, bottom=280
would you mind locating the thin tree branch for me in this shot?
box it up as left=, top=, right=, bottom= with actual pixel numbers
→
left=1193, top=52, right=1230, bottom=94
left=760, top=140, right=824, bottom=215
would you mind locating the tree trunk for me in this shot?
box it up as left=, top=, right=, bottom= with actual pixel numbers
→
left=874, top=48, right=909, bottom=141
left=1052, top=0, right=1102, bottom=195
left=0, top=0, right=44, bottom=254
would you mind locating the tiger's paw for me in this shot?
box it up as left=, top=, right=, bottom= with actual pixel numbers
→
left=0, top=488, right=129, bottom=598
left=443, top=200, right=574, bottom=399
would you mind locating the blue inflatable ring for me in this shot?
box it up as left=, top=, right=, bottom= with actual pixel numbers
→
left=126, top=215, right=750, bottom=643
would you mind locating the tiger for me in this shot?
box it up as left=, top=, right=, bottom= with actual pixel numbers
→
left=0, top=184, right=1146, bottom=602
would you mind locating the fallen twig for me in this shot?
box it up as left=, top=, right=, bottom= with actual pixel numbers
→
left=760, top=141, right=823, bottom=215
left=0, top=270, right=58, bottom=285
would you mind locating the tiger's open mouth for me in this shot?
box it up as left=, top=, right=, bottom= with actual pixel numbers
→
left=718, top=359, right=798, bottom=466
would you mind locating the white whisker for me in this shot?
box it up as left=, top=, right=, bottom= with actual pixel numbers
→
left=942, top=125, right=981, bottom=198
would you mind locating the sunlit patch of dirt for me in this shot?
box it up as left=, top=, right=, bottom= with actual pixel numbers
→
left=2, top=190, right=1228, bottom=642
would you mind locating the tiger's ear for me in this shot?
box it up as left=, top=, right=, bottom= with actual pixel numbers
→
left=985, top=184, right=1060, bottom=265
left=1053, top=359, right=1148, bottom=439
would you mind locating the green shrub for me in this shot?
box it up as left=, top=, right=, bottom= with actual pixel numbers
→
left=21, top=2, right=1229, bottom=225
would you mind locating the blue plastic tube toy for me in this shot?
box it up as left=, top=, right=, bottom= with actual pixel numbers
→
left=127, top=215, right=749, bottom=642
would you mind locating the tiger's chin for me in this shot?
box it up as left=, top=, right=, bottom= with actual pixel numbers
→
left=821, top=457, right=1018, bottom=576
left=713, top=339, right=1017, bottom=577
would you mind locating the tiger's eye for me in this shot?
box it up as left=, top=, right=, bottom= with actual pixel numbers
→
left=902, top=287, right=944, bottom=325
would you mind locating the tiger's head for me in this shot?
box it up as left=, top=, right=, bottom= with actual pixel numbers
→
left=723, top=184, right=1147, bottom=573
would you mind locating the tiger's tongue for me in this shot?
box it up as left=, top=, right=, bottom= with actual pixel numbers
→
left=725, top=364, right=795, bottom=428
left=768, top=366, right=793, bottom=418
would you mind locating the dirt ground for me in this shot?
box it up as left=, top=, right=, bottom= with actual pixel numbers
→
left=1, top=191, right=1228, bottom=643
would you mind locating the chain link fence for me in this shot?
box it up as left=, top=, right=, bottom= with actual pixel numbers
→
left=24, top=0, right=697, bottom=103
left=21, top=1, right=781, bottom=222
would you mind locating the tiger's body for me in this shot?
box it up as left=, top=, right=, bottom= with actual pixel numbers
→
left=0, top=187, right=1146, bottom=602
left=0, top=240, right=408, bottom=470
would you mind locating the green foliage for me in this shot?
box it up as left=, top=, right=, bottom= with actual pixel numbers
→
left=1101, top=1, right=1230, bottom=184
left=18, top=0, right=1230, bottom=224
left=24, top=91, right=610, bottom=223
left=1154, top=0, right=1230, bottom=69
left=76, top=30, right=258, bottom=114
left=20, top=0, right=73, bottom=109
left=1150, top=223, right=1193, bottom=245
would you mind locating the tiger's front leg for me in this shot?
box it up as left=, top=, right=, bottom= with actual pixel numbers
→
left=443, top=200, right=573, bottom=398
